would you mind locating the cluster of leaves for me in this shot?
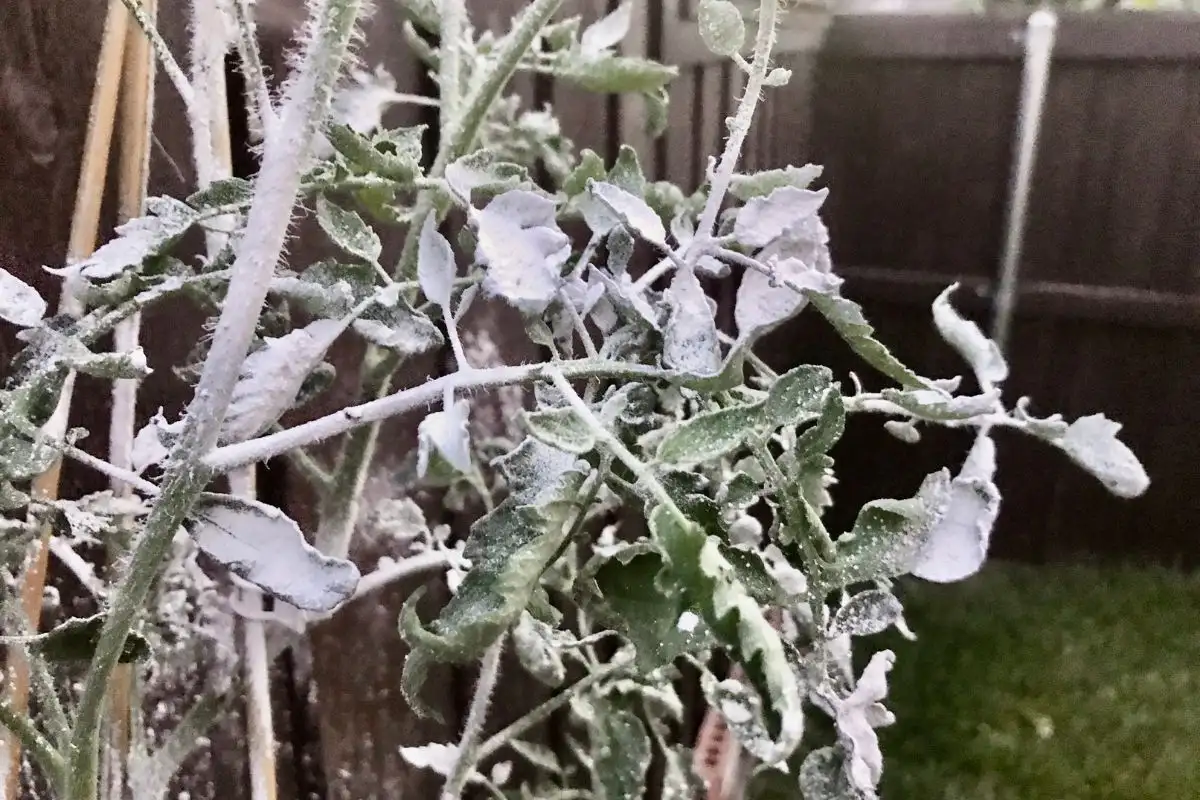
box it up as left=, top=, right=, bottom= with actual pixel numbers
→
left=0, top=1, right=1150, bottom=799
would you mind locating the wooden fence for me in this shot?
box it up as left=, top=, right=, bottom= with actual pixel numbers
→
left=2, top=3, right=1198, bottom=798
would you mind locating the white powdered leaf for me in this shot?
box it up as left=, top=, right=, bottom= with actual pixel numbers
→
left=735, top=256, right=841, bottom=338
left=490, top=761, right=513, bottom=787
left=130, top=410, right=182, bottom=474
left=697, top=0, right=746, bottom=57
left=417, top=215, right=455, bottom=309
left=663, top=268, right=720, bottom=376
left=77, top=197, right=197, bottom=280
left=932, top=283, right=1008, bottom=388
left=351, top=317, right=442, bottom=357
left=189, top=494, right=359, bottom=612
left=512, top=610, right=567, bottom=687
left=579, top=1, right=633, bottom=56
left=734, top=186, right=829, bottom=249
left=911, top=433, right=1000, bottom=583
left=830, top=590, right=903, bottom=638
left=417, top=399, right=472, bottom=477
left=0, top=268, right=46, bottom=327
left=315, top=195, right=382, bottom=264
left=587, top=181, right=667, bottom=247
left=220, top=319, right=345, bottom=443
left=332, top=64, right=406, bottom=135
left=1056, top=413, right=1149, bottom=499
left=476, top=190, right=571, bottom=313
left=826, top=650, right=896, bottom=793
left=399, top=742, right=459, bottom=777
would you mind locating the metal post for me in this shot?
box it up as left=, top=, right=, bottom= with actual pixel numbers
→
left=992, top=9, right=1058, bottom=353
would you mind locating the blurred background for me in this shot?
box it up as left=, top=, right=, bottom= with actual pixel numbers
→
left=1, top=1, right=1196, bottom=797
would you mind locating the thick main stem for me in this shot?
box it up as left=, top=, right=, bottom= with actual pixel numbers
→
left=65, top=2, right=367, bottom=796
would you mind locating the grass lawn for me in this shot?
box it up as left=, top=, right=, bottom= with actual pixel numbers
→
left=872, top=562, right=1200, bottom=799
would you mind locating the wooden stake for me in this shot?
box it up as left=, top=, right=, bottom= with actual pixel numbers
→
left=1, top=2, right=130, bottom=795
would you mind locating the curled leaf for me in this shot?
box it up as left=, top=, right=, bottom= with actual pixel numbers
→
left=579, top=1, right=633, bottom=56
left=188, top=493, right=359, bottom=612
left=476, top=190, right=571, bottom=313
left=417, top=399, right=472, bottom=477
left=1053, top=413, right=1149, bottom=498
left=586, top=180, right=667, bottom=247
left=932, top=283, right=1008, bottom=388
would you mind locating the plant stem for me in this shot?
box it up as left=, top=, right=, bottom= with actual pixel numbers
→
left=694, top=0, right=780, bottom=240
left=204, top=359, right=683, bottom=472
left=474, top=660, right=628, bottom=763
left=230, top=0, right=276, bottom=140
left=438, top=0, right=466, bottom=136
left=65, top=2, right=367, bottom=796
left=0, top=701, right=64, bottom=788
left=750, top=440, right=835, bottom=565
left=442, top=633, right=506, bottom=800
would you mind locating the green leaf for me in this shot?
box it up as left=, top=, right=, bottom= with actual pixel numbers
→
left=325, top=123, right=424, bottom=182
left=649, top=507, right=806, bottom=763
left=0, top=427, right=58, bottom=481
left=0, top=481, right=29, bottom=511
left=764, top=365, right=832, bottom=427
left=828, top=471, right=950, bottom=587
left=607, top=144, right=646, bottom=195
left=559, top=56, right=678, bottom=95
left=656, top=403, right=765, bottom=467
left=586, top=548, right=712, bottom=671
left=522, top=407, right=596, bottom=455
left=698, top=0, right=746, bottom=57
left=401, top=441, right=588, bottom=709
left=186, top=177, right=253, bottom=211
left=805, top=291, right=928, bottom=390
left=562, top=149, right=607, bottom=199
left=730, top=165, right=823, bottom=201
left=796, top=387, right=846, bottom=459
left=315, top=195, right=382, bottom=264
left=589, top=699, right=652, bottom=800
left=7, top=613, right=151, bottom=663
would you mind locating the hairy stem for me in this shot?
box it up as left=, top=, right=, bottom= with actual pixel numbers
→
left=230, top=0, right=276, bottom=140
left=694, top=0, right=780, bottom=240
left=442, top=634, right=506, bottom=800
left=65, top=2, right=366, bottom=796
left=0, top=701, right=64, bottom=789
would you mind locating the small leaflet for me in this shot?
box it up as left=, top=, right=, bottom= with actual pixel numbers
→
left=735, top=256, right=841, bottom=339
left=729, top=164, right=824, bottom=202
left=0, top=268, right=46, bottom=327
left=417, top=399, right=472, bottom=477
left=315, top=195, right=382, bottom=264
left=586, top=180, right=668, bottom=247
left=398, top=743, right=459, bottom=778
left=579, top=1, right=633, bottom=57
left=417, top=215, right=456, bottom=309
left=931, top=283, right=1008, bottom=388
left=697, top=0, right=746, bottom=57
left=188, top=493, right=359, bottom=612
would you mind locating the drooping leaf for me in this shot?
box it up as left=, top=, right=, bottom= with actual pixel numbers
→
left=910, top=433, right=1001, bottom=584
left=1052, top=413, right=1149, bottom=499
left=219, top=319, right=346, bottom=443
left=796, top=387, right=846, bottom=458
left=932, top=283, right=1008, bottom=387
left=830, top=590, right=904, bottom=638
left=698, top=0, right=746, bottom=56
left=476, top=190, right=571, bottom=313
left=734, top=186, right=829, bottom=249
left=663, top=268, right=720, bottom=376
left=187, top=493, right=360, bottom=612
left=401, top=441, right=588, bottom=709
left=730, top=165, right=823, bottom=201
left=522, top=407, right=595, bottom=455
left=828, top=470, right=951, bottom=588
left=417, top=215, right=455, bottom=309
left=579, top=1, right=633, bottom=56
left=75, top=197, right=198, bottom=281
left=315, top=195, right=382, bottom=264
left=0, top=268, right=46, bottom=327
left=656, top=403, right=765, bottom=467
left=764, top=365, right=832, bottom=427
left=805, top=291, right=929, bottom=390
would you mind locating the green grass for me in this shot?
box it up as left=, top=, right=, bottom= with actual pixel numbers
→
left=869, top=562, right=1200, bottom=800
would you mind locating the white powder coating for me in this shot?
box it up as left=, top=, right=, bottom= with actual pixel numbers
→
left=932, top=283, right=1009, bottom=388
left=676, top=611, right=700, bottom=633
left=663, top=268, right=721, bottom=377
left=733, top=186, right=829, bottom=249
left=0, top=267, right=46, bottom=327
left=587, top=181, right=668, bottom=247
left=399, top=742, right=460, bottom=778
left=1057, top=413, right=1150, bottom=499
left=579, top=1, right=632, bottom=57
left=477, top=190, right=572, bottom=314
left=188, top=493, right=359, bottom=612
